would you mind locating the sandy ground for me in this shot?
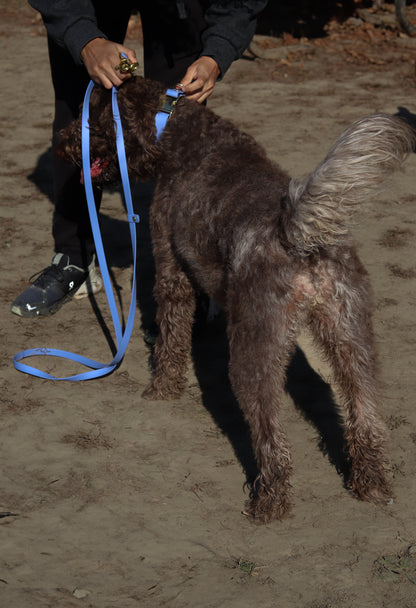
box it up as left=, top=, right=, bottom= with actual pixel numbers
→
left=1, top=3, right=416, bottom=607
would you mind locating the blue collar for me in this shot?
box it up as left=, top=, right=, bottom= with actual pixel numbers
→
left=155, top=88, right=184, bottom=141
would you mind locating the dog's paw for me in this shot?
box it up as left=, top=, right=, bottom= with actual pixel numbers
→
left=243, top=492, right=292, bottom=524
left=142, top=382, right=183, bottom=401
left=348, top=468, right=393, bottom=505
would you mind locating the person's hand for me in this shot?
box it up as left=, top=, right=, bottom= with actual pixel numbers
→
left=81, top=38, right=138, bottom=89
left=176, top=56, right=220, bottom=103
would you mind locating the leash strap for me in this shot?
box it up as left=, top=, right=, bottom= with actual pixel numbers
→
left=13, top=81, right=138, bottom=381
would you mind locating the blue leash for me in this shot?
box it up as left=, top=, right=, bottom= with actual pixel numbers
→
left=13, top=81, right=139, bottom=381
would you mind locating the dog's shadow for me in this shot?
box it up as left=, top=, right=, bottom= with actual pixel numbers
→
left=191, top=318, right=350, bottom=492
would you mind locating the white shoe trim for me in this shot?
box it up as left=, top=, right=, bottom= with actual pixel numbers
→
left=73, top=261, right=103, bottom=300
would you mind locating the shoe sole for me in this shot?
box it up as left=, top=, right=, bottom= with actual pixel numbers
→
left=143, top=329, right=158, bottom=346
left=11, top=290, right=78, bottom=318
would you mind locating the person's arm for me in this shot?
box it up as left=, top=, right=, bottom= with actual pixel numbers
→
left=28, top=0, right=137, bottom=88
left=29, top=0, right=106, bottom=64
left=201, top=0, right=269, bottom=77
left=178, top=0, right=268, bottom=102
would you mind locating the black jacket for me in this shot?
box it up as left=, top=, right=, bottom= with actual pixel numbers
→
left=28, top=0, right=268, bottom=77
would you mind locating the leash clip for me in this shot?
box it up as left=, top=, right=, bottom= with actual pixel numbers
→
left=155, top=88, right=184, bottom=141
left=158, top=92, right=182, bottom=117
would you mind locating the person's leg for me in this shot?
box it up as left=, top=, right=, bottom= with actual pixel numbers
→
left=11, top=6, right=132, bottom=317
left=49, top=37, right=97, bottom=269
left=11, top=39, right=99, bottom=318
left=51, top=3, right=134, bottom=267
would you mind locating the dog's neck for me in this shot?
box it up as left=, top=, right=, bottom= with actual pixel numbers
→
left=155, top=89, right=184, bottom=141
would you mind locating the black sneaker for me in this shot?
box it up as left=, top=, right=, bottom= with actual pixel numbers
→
left=143, top=323, right=158, bottom=346
left=11, top=253, right=90, bottom=318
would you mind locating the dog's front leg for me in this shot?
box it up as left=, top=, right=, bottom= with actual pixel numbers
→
left=142, top=241, right=196, bottom=400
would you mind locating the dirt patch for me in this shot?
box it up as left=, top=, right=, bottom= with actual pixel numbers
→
left=1, top=3, right=416, bottom=607
left=378, top=226, right=414, bottom=248
left=387, top=263, right=416, bottom=278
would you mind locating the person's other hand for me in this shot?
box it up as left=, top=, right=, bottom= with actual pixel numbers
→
left=177, top=56, right=220, bottom=103
left=81, top=38, right=138, bottom=89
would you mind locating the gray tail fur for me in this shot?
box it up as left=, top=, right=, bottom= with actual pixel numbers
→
left=285, top=113, right=415, bottom=254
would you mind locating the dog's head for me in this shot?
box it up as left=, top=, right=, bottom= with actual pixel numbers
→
left=57, top=76, right=166, bottom=184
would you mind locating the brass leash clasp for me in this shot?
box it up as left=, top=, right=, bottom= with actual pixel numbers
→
left=114, top=53, right=139, bottom=75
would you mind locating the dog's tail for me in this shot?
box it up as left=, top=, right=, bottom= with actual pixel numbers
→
left=283, top=113, right=415, bottom=254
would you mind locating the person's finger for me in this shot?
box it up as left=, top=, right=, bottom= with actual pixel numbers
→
left=179, top=77, right=203, bottom=94
left=178, top=64, right=198, bottom=88
left=120, top=46, right=138, bottom=65
left=91, top=68, right=127, bottom=89
left=95, top=74, right=114, bottom=89
left=184, top=88, right=212, bottom=103
left=177, top=57, right=219, bottom=102
left=179, top=77, right=215, bottom=102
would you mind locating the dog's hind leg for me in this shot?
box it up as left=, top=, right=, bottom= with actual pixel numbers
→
left=142, top=237, right=196, bottom=400
left=307, top=260, right=392, bottom=504
left=226, top=282, right=298, bottom=523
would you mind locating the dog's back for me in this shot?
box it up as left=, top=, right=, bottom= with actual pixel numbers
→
left=156, top=106, right=414, bottom=303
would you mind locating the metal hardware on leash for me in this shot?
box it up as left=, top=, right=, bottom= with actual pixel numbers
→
left=155, top=88, right=184, bottom=140
left=114, top=52, right=139, bottom=75
left=158, top=93, right=181, bottom=116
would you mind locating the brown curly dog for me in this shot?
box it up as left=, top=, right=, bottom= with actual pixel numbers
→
left=58, top=76, right=415, bottom=523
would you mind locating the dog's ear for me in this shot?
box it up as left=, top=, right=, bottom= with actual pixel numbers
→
left=125, top=118, right=162, bottom=181
left=116, top=77, right=164, bottom=180
left=55, top=119, right=82, bottom=165
left=55, top=87, right=114, bottom=166
left=55, top=88, right=121, bottom=186
left=56, top=78, right=164, bottom=181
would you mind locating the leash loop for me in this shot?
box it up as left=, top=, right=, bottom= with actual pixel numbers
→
left=13, top=81, right=138, bottom=381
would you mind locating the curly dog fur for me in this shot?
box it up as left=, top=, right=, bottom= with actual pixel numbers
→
left=59, top=77, right=415, bottom=523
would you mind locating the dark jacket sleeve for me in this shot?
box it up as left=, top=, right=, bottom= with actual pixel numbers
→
left=28, top=0, right=106, bottom=64
left=28, top=0, right=268, bottom=74
left=201, top=0, right=268, bottom=77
